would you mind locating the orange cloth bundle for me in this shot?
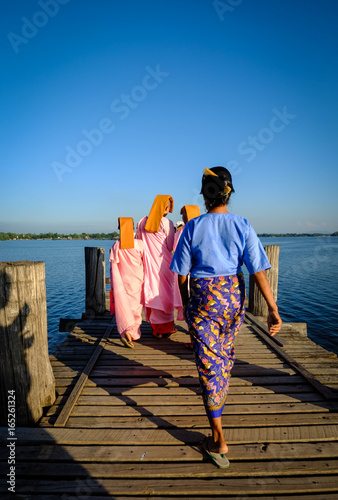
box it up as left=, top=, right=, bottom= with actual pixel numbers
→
left=118, top=217, right=134, bottom=249
left=144, top=195, right=173, bottom=233
left=180, top=205, right=200, bottom=222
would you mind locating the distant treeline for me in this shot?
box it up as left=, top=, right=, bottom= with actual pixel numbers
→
left=0, top=232, right=120, bottom=241
left=1, top=231, right=337, bottom=241
left=258, top=232, right=338, bottom=237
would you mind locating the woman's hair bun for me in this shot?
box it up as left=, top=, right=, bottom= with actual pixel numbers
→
left=201, top=166, right=234, bottom=209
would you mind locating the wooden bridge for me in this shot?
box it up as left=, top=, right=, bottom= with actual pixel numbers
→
left=1, top=251, right=338, bottom=498
left=1, top=311, right=338, bottom=498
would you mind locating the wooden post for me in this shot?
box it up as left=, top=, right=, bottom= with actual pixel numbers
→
left=0, top=261, right=55, bottom=426
left=248, top=244, right=280, bottom=317
left=85, top=247, right=106, bottom=316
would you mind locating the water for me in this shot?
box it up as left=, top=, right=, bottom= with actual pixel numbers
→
left=0, top=240, right=115, bottom=353
left=0, top=237, right=337, bottom=354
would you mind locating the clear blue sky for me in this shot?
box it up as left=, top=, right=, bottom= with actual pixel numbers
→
left=1, top=0, right=337, bottom=234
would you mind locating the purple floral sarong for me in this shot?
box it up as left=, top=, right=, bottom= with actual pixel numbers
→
left=187, top=273, right=246, bottom=418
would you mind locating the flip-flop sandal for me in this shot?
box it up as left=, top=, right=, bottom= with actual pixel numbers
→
left=121, top=337, right=134, bottom=349
left=162, top=328, right=178, bottom=338
left=202, top=437, right=230, bottom=469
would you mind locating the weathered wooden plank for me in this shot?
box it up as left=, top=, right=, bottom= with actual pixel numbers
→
left=8, top=495, right=338, bottom=500
left=283, top=354, right=338, bottom=361
left=46, top=401, right=338, bottom=417
left=2, top=441, right=338, bottom=462
left=10, top=458, right=338, bottom=478
left=248, top=324, right=338, bottom=400
left=4, top=425, right=338, bottom=446
left=54, top=341, right=100, bottom=348
left=53, top=347, right=96, bottom=354
left=83, top=374, right=305, bottom=387
left=39, top=412, right=338, bottom=429
left=65, top=392, right=325, bottom=406
left=1, top=474, right=338, bottom=496
left=50, top=367, right=298, bottom=379
left=91, top=358, right=296, bottom=366
left=53, top=373, right=333, bottom=388
left=87, top=366, right=297, bottom=377
left=53, top=322, right=115, bottom=428
left=54, top=383, right=314, bottom=397
left=51, top=362, right=87, bottom=369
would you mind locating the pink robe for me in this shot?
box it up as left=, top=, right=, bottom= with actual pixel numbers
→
left=109, top=239, right=144, bottom=340
left=173, top=227, right=184, bottom=321
left=136, top=216, right=175, bottom=325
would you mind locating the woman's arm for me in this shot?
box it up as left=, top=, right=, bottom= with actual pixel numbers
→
left=178, top=275, right=189, bottom=306
left=252, top=270, right=282, bottom=336
left=178, top=274, right=189, bottom=322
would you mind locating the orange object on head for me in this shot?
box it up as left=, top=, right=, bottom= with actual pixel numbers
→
left=118, top=217, right=134, bottom=249
left=145, top=195, right=174, bottom=233
left=180, top=205, right=200, bottom=224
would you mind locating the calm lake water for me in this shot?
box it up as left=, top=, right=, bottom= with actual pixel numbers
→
left=0, top=237, right=337, bottom=354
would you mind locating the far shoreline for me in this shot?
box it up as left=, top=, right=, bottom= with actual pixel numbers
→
left=1, top=232, right=337, bottom=241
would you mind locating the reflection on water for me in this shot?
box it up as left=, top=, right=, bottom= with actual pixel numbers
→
left=0, top=237, right=337, bottom=354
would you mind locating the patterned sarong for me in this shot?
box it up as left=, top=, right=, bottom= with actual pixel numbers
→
left=187, top=274, right=246, bottom=418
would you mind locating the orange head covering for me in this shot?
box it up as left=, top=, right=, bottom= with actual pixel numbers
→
left=144, top=195, right=174, bottom=233
left=118, top=217, right=134, bottom=249
left=180, top=205, right=200, bottom=224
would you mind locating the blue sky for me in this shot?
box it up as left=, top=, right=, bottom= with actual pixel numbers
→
left=1, top=0, right=337, bottom=234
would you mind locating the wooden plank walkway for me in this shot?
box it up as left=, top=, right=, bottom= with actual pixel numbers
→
left=1, top=310, right=338, bottom=499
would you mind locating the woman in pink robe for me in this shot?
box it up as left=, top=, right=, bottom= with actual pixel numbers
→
left=136, top=195, right=175, bottom=338
left=110, top=217, right=144, bottom=348
left=173, top=205, right=201, bottom=322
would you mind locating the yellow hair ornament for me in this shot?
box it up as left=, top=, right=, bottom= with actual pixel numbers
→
left=224, top=185, right=231, bottom=194
left=203, top=167, right=218, bottom=177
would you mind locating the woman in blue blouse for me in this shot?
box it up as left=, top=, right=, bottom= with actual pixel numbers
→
left=170, top=166, right=282, bottom=468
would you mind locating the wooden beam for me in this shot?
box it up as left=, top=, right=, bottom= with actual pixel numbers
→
left=0, top=261, right=55, bottom=425
left=249, top=244, right=280, bottom=316
left=84, top=247, right=106, bottom=316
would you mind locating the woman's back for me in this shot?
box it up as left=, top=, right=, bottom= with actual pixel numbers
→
left=171, top=212, right=270, bottom=278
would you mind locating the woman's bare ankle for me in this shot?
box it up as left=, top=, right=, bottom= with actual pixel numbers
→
left=125, top=332, right=134, bottom=345
left=209, top=437, right=228, bottom=454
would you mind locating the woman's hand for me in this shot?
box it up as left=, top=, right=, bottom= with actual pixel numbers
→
left=252, top=270, right=282, bottom=336
left=267, top=308, right=282, bottom=336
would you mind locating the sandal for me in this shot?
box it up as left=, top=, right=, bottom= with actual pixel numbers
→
left=202, top=437, right=230, bottom=469
left=121, top=337, right=134, bottom=349
left=162, top=328, right=178, bottom=338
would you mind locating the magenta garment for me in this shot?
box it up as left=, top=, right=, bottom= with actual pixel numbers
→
left=109, top=239, right=144, bottom=340
left=136, top=216, right=175, bottom=323
left=173, top=228, right=184, bottom=321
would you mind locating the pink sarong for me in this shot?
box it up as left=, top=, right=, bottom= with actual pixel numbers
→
left=109, top=239, right=144, bottom=340
left=136, top=216, right=175, bottom=328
